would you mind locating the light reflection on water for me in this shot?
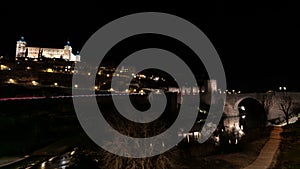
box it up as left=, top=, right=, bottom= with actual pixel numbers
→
left=17, top=149, right=78, bottom=169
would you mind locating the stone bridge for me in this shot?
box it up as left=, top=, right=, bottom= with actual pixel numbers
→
left=222, top=92, right=300, bottom=120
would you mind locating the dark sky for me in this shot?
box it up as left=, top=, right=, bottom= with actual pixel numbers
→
left=0, top=1, right=298, bottom=92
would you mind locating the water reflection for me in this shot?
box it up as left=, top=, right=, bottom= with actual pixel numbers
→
left=15, top=148, right=79, bottom=169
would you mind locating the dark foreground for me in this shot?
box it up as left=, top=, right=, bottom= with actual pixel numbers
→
left=272, top=120, right=300, bottom=169
left=0, top=96, right=274, bottom=169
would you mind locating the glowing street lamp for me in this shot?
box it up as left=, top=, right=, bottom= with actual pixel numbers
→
left=279, top=86, right=287, bottom=92
left=240, top=106, right=246, bottom=111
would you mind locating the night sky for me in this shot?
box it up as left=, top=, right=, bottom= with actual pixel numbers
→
left=0, top=2, right=298, bottom=92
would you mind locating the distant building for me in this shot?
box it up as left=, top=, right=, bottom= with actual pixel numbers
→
left=15, top=36, right=80, bottom=62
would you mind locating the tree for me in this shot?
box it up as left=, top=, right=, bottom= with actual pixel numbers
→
left=278, top=94, right=293, bottom=125
left=98, top=118, right=183, bottom=169
left=261, top=93, right=274, bottom=125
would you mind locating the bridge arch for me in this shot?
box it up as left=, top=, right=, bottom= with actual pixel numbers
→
left=234, top=96, right=267, bottom=129
left=233, top=96, right=262, bottom=111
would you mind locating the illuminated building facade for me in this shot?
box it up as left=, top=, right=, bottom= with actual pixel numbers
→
left=15, top=36, right=80, bottom=62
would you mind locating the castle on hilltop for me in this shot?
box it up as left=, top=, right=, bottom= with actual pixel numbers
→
left=15, top=36, right=80, bottom=62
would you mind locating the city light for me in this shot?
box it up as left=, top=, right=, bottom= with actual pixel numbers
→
left=224, top=89, right=241, bottom=94
left=48, top=157, right=55, bottom=162
left=70, top=150, right=76, bottom=156
left=46, top=68, right=54, bottom=73
left=139, top=89, right=145, bottom=95
left=32, top=81, right=39, bottom=86
left=0, top=64, right=10, bottom=70
left=8, top=78, right=16, bottom=84
left=41, top=161, right=46, bottom=168
left=153, top=77, right=159, bottom=81
left=139, top=74, right=146, bottom=78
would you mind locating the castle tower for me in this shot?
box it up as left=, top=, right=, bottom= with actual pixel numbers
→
left=63, top=40, right=72, bottom=60
left=16, top=36, right=27, bottom=58
left=75, top=51, right=80, bottom=62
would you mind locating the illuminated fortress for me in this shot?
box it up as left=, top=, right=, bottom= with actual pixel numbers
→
left=15, top=36, right=80, bottom=62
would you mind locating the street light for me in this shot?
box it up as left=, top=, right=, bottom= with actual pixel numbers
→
left=279, top=86, right=287, bottom=92
left=240, top=106, right=246, bottom=111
